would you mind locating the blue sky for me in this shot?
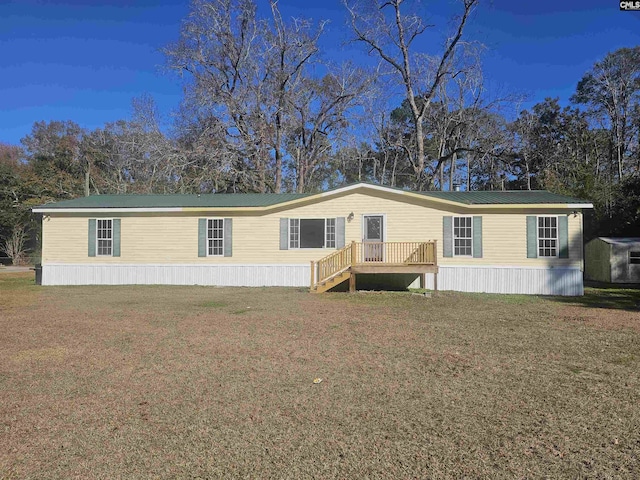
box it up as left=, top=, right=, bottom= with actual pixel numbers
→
left=0, top=0, right=638, bottom=146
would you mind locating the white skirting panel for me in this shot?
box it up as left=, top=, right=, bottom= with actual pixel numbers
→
left=42, top=264, right=310, bottom=287
left=42, top=264, right=584, bottom=295
left=420, top=266, right=583, bottom=296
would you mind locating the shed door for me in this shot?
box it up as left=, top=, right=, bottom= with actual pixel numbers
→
left=363, top=215, right=384, bottom=262
left=629, top=250, right=640, bottom=282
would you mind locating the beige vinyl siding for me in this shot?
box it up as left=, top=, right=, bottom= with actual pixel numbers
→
left=41, top=191, right=583, bottom=268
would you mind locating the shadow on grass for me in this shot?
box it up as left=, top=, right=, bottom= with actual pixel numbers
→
left=551, top=282, right=640, bottom=311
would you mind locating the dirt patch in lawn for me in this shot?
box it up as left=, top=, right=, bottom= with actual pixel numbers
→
left=1, top=273, right=639, bottom=478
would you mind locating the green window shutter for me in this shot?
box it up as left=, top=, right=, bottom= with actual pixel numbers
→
left=280, top=218, right=289, bottom=250
left=336, top=217, right=346, bottom=248
left=472, top=216, right=482, bottom=258
left=88, top=219, right=96, bottom=257
left=198, top=218, right=207, bottom=257
left=224, top=218, right=233, bottom=257
left=558, top=216, right=569, bottom=258
left=443, top=216, right=453, bottom=258
left=526, top=216, right=537, bottom=258
left=112, top=219, right=121, bottom=257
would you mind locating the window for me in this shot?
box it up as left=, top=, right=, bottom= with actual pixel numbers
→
left=290, top=219, right=300, bottom=249
left=96, top=219, right=113, bottom=256
left=538, top=216, right=558, bottom=257
left=630, top=252, right=640, bottom=265
left=453, top=216, right=472, bottom=256
left=207, top=219, right=224, bottom=256
left=325, top=218, right=336, bottom=248
left=289, top=218, right=335, bottom=249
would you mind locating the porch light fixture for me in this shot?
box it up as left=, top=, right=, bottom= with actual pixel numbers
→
left=347, top=212, right=355, bottom=222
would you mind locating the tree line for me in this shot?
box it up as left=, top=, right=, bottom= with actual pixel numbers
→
left=1, top=0, right=639, bottom=262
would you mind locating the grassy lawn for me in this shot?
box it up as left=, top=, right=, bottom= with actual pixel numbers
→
left=1, top=272, right=639, bottom=478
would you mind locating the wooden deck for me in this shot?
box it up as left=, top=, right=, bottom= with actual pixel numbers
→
left=310, top=241, right=438, bottom=293
left=350, top=263, right=438, bottom=274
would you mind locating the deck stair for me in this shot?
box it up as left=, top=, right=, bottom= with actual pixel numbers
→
left=310, top=241, right=438, bottom=294
left=310, top=269, right=352, bottom=294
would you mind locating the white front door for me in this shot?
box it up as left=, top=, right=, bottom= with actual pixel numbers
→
left=363, top=215, right=384, bottom=262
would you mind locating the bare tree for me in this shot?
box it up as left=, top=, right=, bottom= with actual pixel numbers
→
left=171, top=104, right=240, bottom=193
left=352, top=76, right=405, bottom=186
left=263, top=1, right=325, bottom=192
left=164, top=0, right=327, bottom=193
left=427, top=59, right=485, bottom=190
left=165, top=0, right=267, bottom=190
left=287, top=65, right=372, bottom=192
left=85, top=96, right=176, bottom=194
left=572, top=47, right=640, bottom=181
left=345, top=0, right=478, bottom=189
left=1, top=225, right=28, bottom=265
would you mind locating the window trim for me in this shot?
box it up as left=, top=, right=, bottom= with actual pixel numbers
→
left=536, top=215, right=559, bottom=258
left=206, top=218, right=225, bottom=257
left=452, top=216, right=473, bottom=257
left=95, top=218, right=113, bottom=257
left=288, top=218, right=337, bottom=250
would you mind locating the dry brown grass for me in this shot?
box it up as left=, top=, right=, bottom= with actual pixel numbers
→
left=1, top=272, right=639, bottom=478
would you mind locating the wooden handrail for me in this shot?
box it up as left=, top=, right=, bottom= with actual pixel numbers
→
left=315, top=242, right=353, bottom=286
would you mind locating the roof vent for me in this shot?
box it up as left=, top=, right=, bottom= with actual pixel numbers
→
left=452, top=183, right=461, bottom=192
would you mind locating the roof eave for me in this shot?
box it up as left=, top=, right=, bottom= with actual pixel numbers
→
left=31, top=183, right=595, bottom=212
left=32, top=207, right=185, bottom=213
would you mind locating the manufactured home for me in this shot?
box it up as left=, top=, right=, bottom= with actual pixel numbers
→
left=33, top=183, right=593, bottom=295
left=585, top=237, right=640, bottom=284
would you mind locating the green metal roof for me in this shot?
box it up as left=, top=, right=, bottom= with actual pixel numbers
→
left=38, top=192, right=312, bottom=209
left=34, top=184, right=592, bottom=210
left=417, top=190, right=591, bottom=205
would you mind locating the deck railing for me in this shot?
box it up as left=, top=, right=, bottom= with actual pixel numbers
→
left=311, top=241, right=437, bottom=288
left=353, top=241, right=437, bottom=265
left=313, top=242, right=354, bottom=286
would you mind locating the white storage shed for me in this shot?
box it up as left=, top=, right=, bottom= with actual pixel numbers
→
left=585, top=237, right=640, bottom=283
